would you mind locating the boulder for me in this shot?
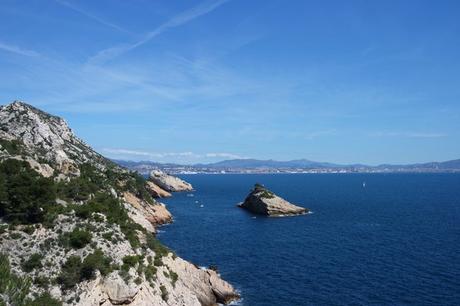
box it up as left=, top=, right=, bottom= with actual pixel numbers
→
left=238, top=183, right=308, bottom=216
left=149, top=170, right=193, bottom=192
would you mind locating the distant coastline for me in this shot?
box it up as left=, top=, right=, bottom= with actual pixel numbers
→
left=115, top=158, right=460, bottom=175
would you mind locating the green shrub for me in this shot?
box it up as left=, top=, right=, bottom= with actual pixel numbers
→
left=122, top=255, right=140, bottom=268
left=33, top=275, right=50, bottom=288
left=81, top=249, right=113, bottom=279
left=102, top=232, right=113, bottom=242
left=21, top=225, right=35, bottom=235
left=0, top=159, right=56, bottom=224
left=21, top=253, right=43, bottom=272
left=0, top=253, right=31, bottom=306
left=146, top=235, right=170, bottom=267
left=153, top=256, right=163, bottom=267
left=56, top=256, right=82, bottom=290
left=0, top=139, right=25, bottom=155
left=144, top=265, right=157, bottom=283
left=160, top=285, right=168, bottom=301
left=56, top=163, right=103, bottom=202
left=59, top=228, right=92, bottom=249
left=146, top=235, right=170, bottom=258
left=260, top=191, right=274, bottom=198
left=169, top=270, right=178, bottom=287
left=57, top=250, right=112, bottom=290
left=9, top=232, right=22, bottom=240
left=27, top=292, right=62, bottom=306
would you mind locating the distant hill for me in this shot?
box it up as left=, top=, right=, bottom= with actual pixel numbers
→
left=197, top=158, right=341, bottom=168
left=376, top=159, right=460, bottom=170
left=114, top=158, right=460, bottom=173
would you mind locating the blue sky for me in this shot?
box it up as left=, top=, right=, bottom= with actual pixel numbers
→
left=1, top=0, right=459, bottom=165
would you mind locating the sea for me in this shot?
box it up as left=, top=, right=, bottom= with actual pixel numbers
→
left=156, top=174, right=460, bottom=306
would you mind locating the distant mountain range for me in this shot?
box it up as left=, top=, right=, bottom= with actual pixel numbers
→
left=114, top=158, right=460, bottom=174
left=194, top=159, right=342, bottom=168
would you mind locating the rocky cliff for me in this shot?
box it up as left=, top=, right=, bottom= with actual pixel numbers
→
left=239, top=183, right=308, bottom=216
left=0, top=101, right=239, bottom=306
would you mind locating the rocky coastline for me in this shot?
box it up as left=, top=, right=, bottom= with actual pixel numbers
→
left=0, top=101, right=239, bottom=306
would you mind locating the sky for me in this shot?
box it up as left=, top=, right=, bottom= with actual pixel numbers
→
left=0, top=0, right=459, bottom=165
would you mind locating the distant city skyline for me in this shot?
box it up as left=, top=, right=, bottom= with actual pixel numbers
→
left=1, top=0, right=459, bottom=164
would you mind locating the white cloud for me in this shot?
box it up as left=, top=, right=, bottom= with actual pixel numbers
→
left=304, top=129, right=337, bottom=140
left=101, top=148, right=242, bottom=162
left=205, top=152, right=243, bottom=159
left=0, top=41, right=39, bottom=57
left=88, top=0, right=229, bottom=64
left=370, top=131, right=447, bottom=138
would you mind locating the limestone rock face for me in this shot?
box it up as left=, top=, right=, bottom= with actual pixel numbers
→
left=123, top=192, right=173, bottom=228
left=239, top=184, right=308, bottom=216
left=101, top=273, right=139, bottom=304
left=145, top=181, right=172, bottom=198
left=207, top=269, right=240, bottom=304
left=149, top=170, right=193, bottom=192
left=0, top=101, right=108, bottom=175
left=163, top=256, right=240, bottom=306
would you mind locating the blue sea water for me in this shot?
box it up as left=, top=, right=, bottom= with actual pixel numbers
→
left=157, top=174, right=460, bottom=306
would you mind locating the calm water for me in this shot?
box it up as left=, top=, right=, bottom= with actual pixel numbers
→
left=157, top=174, right=460, bottom=306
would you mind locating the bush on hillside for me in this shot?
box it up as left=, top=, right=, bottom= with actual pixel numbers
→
left=21, top=253, right=43, bottom=272
left=59, top=228, right=92, bottom=249
left=0, top=159, right=56, bottom=224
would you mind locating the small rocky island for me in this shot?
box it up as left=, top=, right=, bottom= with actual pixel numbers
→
left=238, top=183, right=308, bottom=217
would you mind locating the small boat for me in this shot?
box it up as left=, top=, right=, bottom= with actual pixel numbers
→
left=200, top=204, right=204, bottom=208
left=186, top=193, right=194, bottom=197
left=362, top=182, right=366, bottom=188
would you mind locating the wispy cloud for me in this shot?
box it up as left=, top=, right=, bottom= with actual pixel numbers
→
left=304, top=129, right=337, bottom=140
left=100, top=148, right=242, bottom=162
left=55, top=0, right=130, bottom=34
left=88, top=0, right=229, bottom=64
left=205, top=152, right=243, bottom=159
left=370, top=131, right=447, bottom=138
left=0, top=41, right=39, bottom=57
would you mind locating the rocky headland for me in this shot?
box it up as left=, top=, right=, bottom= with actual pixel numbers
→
left=0, top=101, right=238, bottom=306
left=238, top=183, right=308, bottom=217
left=149, top=170, right=193, bottom=192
